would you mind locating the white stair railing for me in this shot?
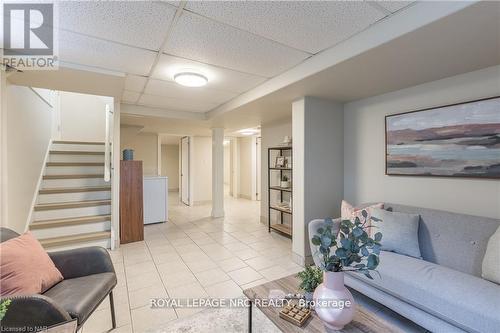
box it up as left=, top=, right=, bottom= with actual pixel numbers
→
left=104, top=104, right=113, bottom=182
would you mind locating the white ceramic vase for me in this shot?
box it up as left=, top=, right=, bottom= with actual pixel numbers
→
left=313, top=272, right=355, bottom=331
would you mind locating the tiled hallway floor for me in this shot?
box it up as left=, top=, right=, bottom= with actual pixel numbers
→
left=81, top=192, right=425, bottom=333
left=81, top=193, right=299, bottom=333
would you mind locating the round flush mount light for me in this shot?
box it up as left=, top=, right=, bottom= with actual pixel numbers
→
left=173, top=71, right=208, bottom=87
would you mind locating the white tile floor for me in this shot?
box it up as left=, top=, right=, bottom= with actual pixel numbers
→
left=80, top=192, right=299, bottom=333
left=80, top=192, right=426, bottom=333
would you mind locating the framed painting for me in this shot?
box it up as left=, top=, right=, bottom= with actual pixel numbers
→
left=385, top=96, right=500, bottom=178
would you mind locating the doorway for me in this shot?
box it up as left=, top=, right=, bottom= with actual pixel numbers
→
left=180, top=136, right=190, bottom=206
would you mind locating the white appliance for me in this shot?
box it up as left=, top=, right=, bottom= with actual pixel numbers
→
left=143, top=176, right=168, bottom=224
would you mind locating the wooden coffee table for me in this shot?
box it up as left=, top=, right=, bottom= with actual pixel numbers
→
left=243, top=274, right=403, bottom=333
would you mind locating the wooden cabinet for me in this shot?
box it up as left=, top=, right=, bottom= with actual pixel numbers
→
left=120, top=160, right=144, bottom=244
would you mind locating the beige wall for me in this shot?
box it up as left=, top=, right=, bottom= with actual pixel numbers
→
left=3, top=84, right=53, bottom=232
left=59, top=91, right=109, bottom=142
left=260, top=119, right=292, bottom=223
left=161, top=144, right=179, bottom=190
left=120, top=126, right=159, bottom=176
left=344, top=65, right=500, bottom=219
left=238, top=137, right=253, bottom=199
left=192, top=136, right=212, bottom=204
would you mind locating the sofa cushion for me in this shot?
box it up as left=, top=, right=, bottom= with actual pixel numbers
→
left=341, top=200, right=383, bottom=237
left=0, top=232, right=63, bottom=296
left=43, top=272, right=116, bottom=325
left=482, top=226, right=500, bottom=284
left=372, top=208, right=421, bottom=259
left=347, top=251, right=500, bottom=333
left=384, top=203, right=500, bottom=277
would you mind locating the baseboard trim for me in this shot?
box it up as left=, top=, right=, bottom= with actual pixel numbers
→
left=238, top=194, right=252, bottom=200
left=193, top=200, right=211, bottom=206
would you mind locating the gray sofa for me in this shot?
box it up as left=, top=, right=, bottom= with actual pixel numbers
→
left=0, top=227, right=117, bottom=332
left=308, top=203, right=500, bottom=333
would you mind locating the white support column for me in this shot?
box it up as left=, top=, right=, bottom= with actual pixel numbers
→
left=292, top=97, right=344, bottom=266
left=211, top=128, right=225, bottom=218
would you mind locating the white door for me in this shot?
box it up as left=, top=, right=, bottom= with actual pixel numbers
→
left=256, top=137, right=261, bottom=201
left=181, top=137, right=190, bottom=205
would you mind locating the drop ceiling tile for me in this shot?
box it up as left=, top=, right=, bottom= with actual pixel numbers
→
left=138, top=93, right=218, bottom=113
left=122, top=90, right=141, bottom=104
left=144, top=79, right=237, bottom=105
left=125, top=75, right=148, bottom=92
left=375, top=1, right=415, bottom=13
left=185, top=1, right=386, bottom=54
left=152, top=54, right=267, bottom=94
left=164, top=11, right=310, bottom=77
left=59, top=1, right=176, bottom=50
left=58, top=31, right=156, bottom=76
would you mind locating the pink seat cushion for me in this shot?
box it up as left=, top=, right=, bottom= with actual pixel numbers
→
left=0, top=231, right=63, bottom=296
left=341, top=200, right=384, bottom=237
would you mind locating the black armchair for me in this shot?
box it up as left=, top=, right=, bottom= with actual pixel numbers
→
left=0, top=227, right=117, bottom=332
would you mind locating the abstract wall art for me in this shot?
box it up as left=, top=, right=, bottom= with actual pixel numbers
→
left=386, top=96, right=500, bottom=178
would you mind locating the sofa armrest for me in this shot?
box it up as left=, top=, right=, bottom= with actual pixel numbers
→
left=49, top=246, right=115, bottom=279
left=0, top=294, right=71, bottom=331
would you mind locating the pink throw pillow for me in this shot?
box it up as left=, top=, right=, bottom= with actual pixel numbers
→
left=341, top=200, right=384, bottom=237
left=0, top=231, right=63, bottom=296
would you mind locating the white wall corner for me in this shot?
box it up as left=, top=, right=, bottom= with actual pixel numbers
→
left=25, top=139, right=53, bottom=231
left=211, top=128, right=225, bottom=218
left=292, top=98, right=305, bottom=260
left=293, top=97, right=345, bottom=261
left=251, top=136, right=258, bottom=201
left=111, top=101, right=121, bottom=250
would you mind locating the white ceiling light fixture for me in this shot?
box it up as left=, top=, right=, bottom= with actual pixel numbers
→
left=239, top=128, right=260, bottom=136
left=174, top=71, right=208, bottom=87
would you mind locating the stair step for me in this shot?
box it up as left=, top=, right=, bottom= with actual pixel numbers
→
left=39, top=186, right=111, bottom=194
left=50, top=150, right=105, bottom=155
left=47, top=162, right=104, bottom=167
left=43, top=174, right=104, bottom=179
left=30, top=214, right=111, bottom=229
left=52, top=141, right=105, bottom=145
left=38, top=231, right=111, bottom=248
left=34, top=199, right=111, bottom=211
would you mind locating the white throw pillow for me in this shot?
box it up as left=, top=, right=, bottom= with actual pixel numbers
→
left=482, top=226, right=500, bottom=284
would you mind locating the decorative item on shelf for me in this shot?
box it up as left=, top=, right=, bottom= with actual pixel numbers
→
left=275, top=156, right=286, bottom=168
left=281, top=175, right=290, bottom=188
left=311, top=210, right=383, bottom=331
left=280, top=135, right=292, bottom=146
left=276, top=201, right=290, bottom=210
left=297, top=265, right=323, bottom=305
left=122, top=148, right=134, bottom=161
left=284, top=156, right=292, bottom=168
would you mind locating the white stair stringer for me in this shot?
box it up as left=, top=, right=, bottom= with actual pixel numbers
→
left=29, top=141, right=113, bottom=250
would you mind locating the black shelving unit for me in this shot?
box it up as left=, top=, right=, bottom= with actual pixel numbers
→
left=268, top=146, right=292, bottom=238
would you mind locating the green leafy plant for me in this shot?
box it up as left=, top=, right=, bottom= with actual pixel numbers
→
left=282, top=175, right=289, bottom=181
left=0, top=299, right=11, bottom=321
left=297, top=265, right=323, bottom=292
left=311, top=210, right=382, bottom=279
